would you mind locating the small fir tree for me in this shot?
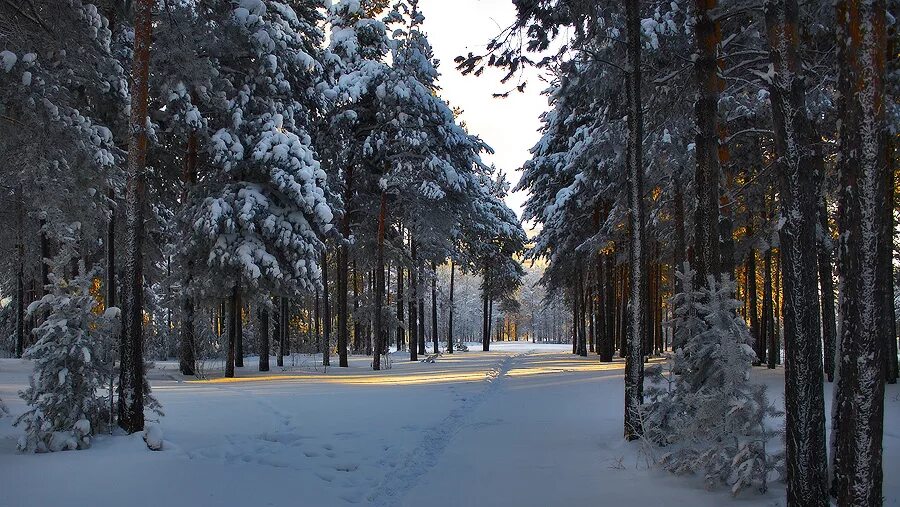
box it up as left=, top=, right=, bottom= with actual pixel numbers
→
left=15, top=244, right=118, bottom=453
left=642, top=265, right=784, bottom=495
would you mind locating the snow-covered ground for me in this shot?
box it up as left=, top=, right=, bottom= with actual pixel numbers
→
left=0, top=343, right=897, bottom=506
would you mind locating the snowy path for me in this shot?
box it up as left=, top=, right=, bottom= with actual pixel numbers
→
left=1, top=343, right=898, bottom=506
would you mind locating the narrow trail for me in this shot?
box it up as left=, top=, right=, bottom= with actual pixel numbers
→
left=366, top=350, right=532, bottom=506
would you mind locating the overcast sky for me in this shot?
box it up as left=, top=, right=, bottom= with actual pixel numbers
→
left=417, top=0, right=549, bottom=220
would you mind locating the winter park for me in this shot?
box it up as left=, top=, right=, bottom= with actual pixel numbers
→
left=0, top=0, right=899, bottom=506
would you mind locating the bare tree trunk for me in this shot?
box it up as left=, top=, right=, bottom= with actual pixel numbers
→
left=624, top=0, right=645, bottom=441
left=419, top=262, right=438, bottom=356
left=817, top=193, right=837, bottom=382
left=179, top=129, right=197, bottom=376
left=117, top=0, right=152, bottom=433
left=692, top=0, right=723, bottom=282
left=577, top=270, right=588, bottom=357
left=258, top=307, right=269, bottom=372
left=408, top=238, right=418, bottom=361
left=482, top=264, right=490, bottom=352
left=337, top=168, right=353, bottom=367
left=747, top=238, right=761, bottom=364
left=323, top=249, right=331, bottom=367
left=372, top=191, right=387, bottom=370
left=886, top=132, right=899, bottom=384
left=762, top=1, right=828, bottom=502
left=763, top=246, right=776, bottom=369
left=588, top=275, right=595, bottom=354
left=448, top=261, right=455, bottom=354
left=397, top=256, right=405, bottom=353
left=831, top=1, right=888, bottom=503
left=274, top=297, right=283, bottom=367
left=15, top=185, right=25, bottom=358
left=282, top=298, right=290, bottom=357
left=600, top=252, right=615, bottom=362
left=234, top=285, right=243, bottom=368
left=226, top=286, right=238, bottom=378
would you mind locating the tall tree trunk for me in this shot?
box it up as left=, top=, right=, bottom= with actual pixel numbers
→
left=419, top=262, right=438, bottom=356
left=747, top=237, right=761, bottom=364
left=323, top=249, right=331, bottom=367
left=578, top=271, right=588, bottom=357
left=372, top=191, right=387, bottom=370
left=274, top=297, right=283, bottom=367
left=588, top=276, right=595, bottom=354
left=179, top=129, right=197, bottom=375
left=409, top=238, right=425, bottom=361
left=234, top=286, right=243, bottom=368
left=353, top=260, right=361, bottom=354
left=482, top=264, right=490, bottom=352
left=397, top=259, right=405, bottom=353
left=448, top=261, right=456, bottom=354
left=763, top=2, right=829, bottom=502
left=337, top=169, right=353, bottom=367
left=886, top=132, right=899, bottom=384
left=282, top=298, right=290, bottom=357
left=624, top=0, right=645, bottom=441
left=408, top=238, right=418, bottom=361
left=692, top=0, right=723, bottom=282
left=15, top=185, right=25, bottom=358
left=764, top=246, right=776, bottom=369
left=226, top=286, right=238, bottom=378
left=617, top=264, right=628, bottom=358
left=831, top=1, right=888, bottom=503
left=601, top=252, right=616, bottom=362
left=817, top=193, right=837, bottom=382
left=117, top=0, right=152, bottom=433
left=258, top=307, right=270, bottom=372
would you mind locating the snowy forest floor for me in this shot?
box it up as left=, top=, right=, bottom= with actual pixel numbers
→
left=1, top=343, right=898, bottom=507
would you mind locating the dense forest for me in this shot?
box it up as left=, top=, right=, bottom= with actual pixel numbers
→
left=0, top=0, right=897, bottom=506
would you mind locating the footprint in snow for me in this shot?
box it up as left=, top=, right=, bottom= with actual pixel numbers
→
left=316, top=471, right=335, bottom=482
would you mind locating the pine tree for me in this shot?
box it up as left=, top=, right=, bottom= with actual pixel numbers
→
left=15, top=239, right=118, bottom=452
left=643, top=266, right=783, bottom=495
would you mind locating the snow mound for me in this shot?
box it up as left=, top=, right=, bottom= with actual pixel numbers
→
left=144, top=423, right=163, bottom=451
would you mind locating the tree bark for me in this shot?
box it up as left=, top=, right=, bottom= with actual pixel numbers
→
left=588, top=275, right=595, bottom=354
left=179, top=128, right=197, bottom=375
left=397, top=259, right=405, bottom=353
left=372, top=191, right=387, bottom=370
left=408, top=238, right=418, bottom=361
left=448, top=261, right=456, bottom=354
left=226, top=287, right=238, bottom=378
left=274, top=297, right=283, bottom=367
left=419, top=262, right=438, bottom=356
left=692, top=0, right=723, bottom=282
left=624, top=0, right=645, bottom=441
left=15, top=185, right=25, bottom=358
left=258, top=307, right=270, bottom=372
left=482, top=264, right=490, bottom=352
left=282, top=298, right=290, bottom=357
left=762, top=2, right=829, bottom=502
left=117, top=0, right=152, bottom=433
left=886, top=132, right=899, bottom=384
left=322, top=249, right=331, bottom=367
left=747, top=236, right=761, bottom=364
left=831, top=1, right=888, bottom=503
left=817, top=193, right=837, bottom=382
left=337, top=168, right=353, bottom=367
left=234, top=286, right=243, bottom=368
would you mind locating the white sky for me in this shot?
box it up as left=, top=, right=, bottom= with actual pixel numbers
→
left=417, top=0, right=549, bottom=220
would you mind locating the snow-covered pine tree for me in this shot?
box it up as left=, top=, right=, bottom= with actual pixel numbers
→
left=15, top=233, right=118, bottom=453
left=185, top=0, right=336, bottom=377
left=642, top=265, right=783, bottom=495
